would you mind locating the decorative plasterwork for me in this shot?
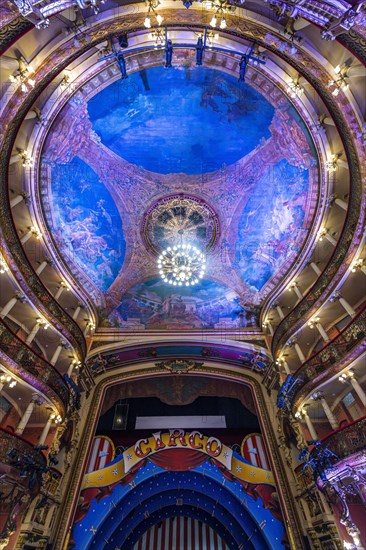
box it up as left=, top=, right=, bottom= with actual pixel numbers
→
left=155, top=359, right=205, bottom=373
left=1, top=10, right=364, bottom=342
left=31, top=51, right=322, bottom=314
left=142, top=194, right=220, bottom=255
left=86, top=340, right=270, bottom=373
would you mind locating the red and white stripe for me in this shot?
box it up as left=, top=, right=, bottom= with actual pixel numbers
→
left=133, top=517, right=228, bottom=550
left=241, top=433, right=270, bottom=470
left=86, top=436, right=114, bottom=473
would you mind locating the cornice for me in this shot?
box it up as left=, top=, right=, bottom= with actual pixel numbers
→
left=338, top=29, right=366, bottom=65
left=0, top=15, right=32, bottom=54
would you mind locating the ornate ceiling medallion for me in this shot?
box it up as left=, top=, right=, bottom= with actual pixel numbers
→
left=155, top=359, right=204, bottom=374
left=142, top=194, right=219, bottom=255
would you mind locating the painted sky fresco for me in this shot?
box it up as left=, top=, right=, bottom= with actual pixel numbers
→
left=41, top=65, right=316, bottom=322
left=109, top=279, right=258, bottom=330
left=236, top=158, right=309, bottom=292
left=87, top=67, right=275, bottom=175
left=45, top=157, right=125, bottom=291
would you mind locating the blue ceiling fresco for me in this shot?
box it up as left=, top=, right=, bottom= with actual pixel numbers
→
left=236, top=159, right=309, bottom=292
left=87, top=67, right=274, bottom=175
left=45, top=157, right=125, bottom=291
left=41, top=64, right=317, bottom=316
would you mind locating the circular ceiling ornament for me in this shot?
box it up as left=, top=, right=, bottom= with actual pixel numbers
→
left=142, top=194, right=219, bottom=255
left=158, top=244, right=206, bottom=286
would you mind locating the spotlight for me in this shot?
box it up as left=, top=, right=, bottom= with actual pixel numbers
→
left=165, top=39, right=173, bottom=68
left=196, top=36, right=204, bottom=65
left=116, top=52, right=128, bottom=79
left=239, top=55, right=247, bottom=81
left=118, top=33, right=128, bottom=48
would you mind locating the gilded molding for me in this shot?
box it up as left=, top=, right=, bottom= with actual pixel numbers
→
left=0, top=16, right=32, bottom=54
left=338, top=30, right=366, bottom=64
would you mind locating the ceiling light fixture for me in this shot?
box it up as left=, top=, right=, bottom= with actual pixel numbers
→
left=328, top=64, right=349, bottom=96
left=9, top=57, right=35, bottom=93
left=158, top=244, right=206, bottom=286
left=286, top=76, right=304, bottom=98
left=144, top=0, right=163, bottom=28
left=325, top=154, right=340, bottom=172
left=0, top=253, right=9, bottom=274
left=207, top=0, right=234, bottom=30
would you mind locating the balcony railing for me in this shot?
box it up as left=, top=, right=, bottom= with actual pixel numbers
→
left=0, top=318, right=70, bottom=414
left=319, top=416, right=366, bottom=460
left=279, top=305, right=366, bottom=411
left=0, top=428, right=47, bottom=488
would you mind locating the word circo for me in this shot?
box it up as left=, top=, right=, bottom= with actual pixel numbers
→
left=134, top=430, right=223, bottom=458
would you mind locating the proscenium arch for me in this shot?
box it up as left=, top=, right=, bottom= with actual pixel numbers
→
left=79, top=466, right=279, bottom=548
left=54, top=351, right=304, bottom=549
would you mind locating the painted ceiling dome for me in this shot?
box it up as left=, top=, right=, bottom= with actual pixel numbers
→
left=40, top=63, right=318, bottom=329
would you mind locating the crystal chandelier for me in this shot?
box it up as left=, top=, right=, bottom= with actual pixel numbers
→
left=158, top=244, right=206, bottom=286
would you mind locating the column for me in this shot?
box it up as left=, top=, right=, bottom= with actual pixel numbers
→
left=309, top=262, right=321, bottom=276
left=38, top=413, right=54, bottom=445
left=36, top=260, right=48, bottom=275
left=325, top=233, right=337, bottom=246
left=334, top=197, right=347, bottom=211
left=266, top=321, right=274, bottom=336
left=83, top=322, right=90, bottom=336
left=315, top=321, right=330, bottom=342
left=50, top=343, right=63, bottom=366
left=276, top=304, right=285, bottom=320
left=16, top=396, right=37, bottom=434
left=67, top=360, right=77, bottom=377
left=280, top=358, right=290, bottom=375
left=25, top=320, right=41, bottom=344
left=54, top=283, right=68, bottom=300
left=72, top=304, right=82, bottom=320
left=350, top=377, right=366, bottom=406
left=291, top=341, right=305, bottom=363
left=10, top=194, right=25, bottom=208
left=303, top=411, right=318, bottom=440
left=332, top=293, right=356, bottom=317
left=0, top=296, right=18, bottom=319
left=20, top=230, right=33, bottom=245
left=291, top=284, right=303, bottom=300
left=320, top=397, right=339, bottom=430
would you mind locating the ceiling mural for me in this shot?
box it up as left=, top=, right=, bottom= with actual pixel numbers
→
left=40, top=63, right=318, bottom=327
left=108, top=278, right=258, bottom=329
left=42, top=157, right=125, bottom=291
left=87, top=66, right=275, bottom=175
